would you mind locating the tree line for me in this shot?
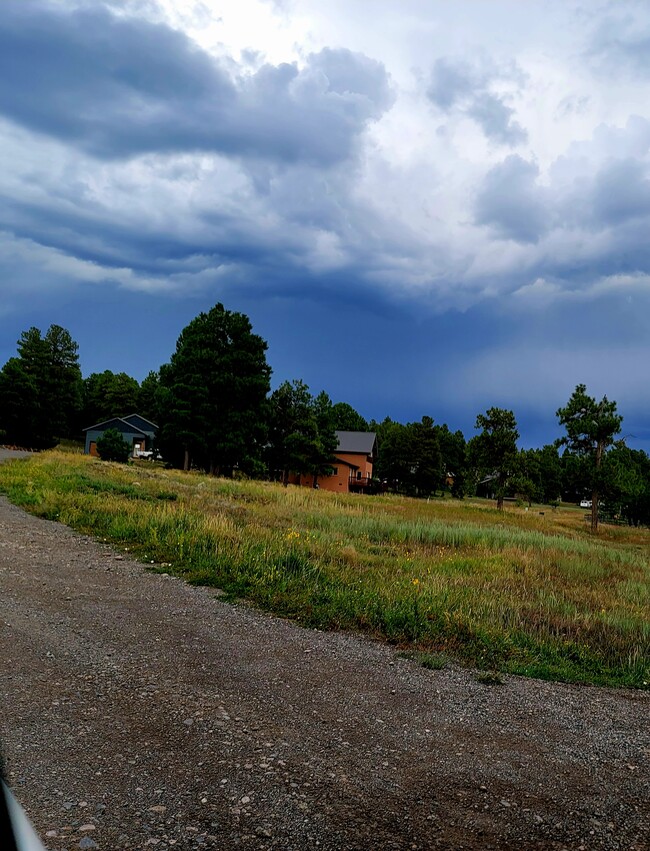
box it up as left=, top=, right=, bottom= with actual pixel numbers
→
left=0, top=305, right=648, bottom=530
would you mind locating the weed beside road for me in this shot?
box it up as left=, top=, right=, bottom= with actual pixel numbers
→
left=0, top=450, right=648, bottom=688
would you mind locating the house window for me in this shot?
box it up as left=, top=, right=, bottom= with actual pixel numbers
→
left=356, top=471, right=362, bottom=479
left=331, top=467, right=338, bottom=476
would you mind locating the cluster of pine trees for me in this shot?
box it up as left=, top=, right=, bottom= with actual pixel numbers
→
left=1, top=304, right=648, bottom=529
left=0, top=323, right=159, bottom=450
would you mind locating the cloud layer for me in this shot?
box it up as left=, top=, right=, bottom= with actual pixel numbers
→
left=0, top=2, right=392, bottom=165
left=0, top=0, right=649, bottom=446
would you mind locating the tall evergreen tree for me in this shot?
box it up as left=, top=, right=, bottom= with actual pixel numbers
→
left=537, top=444, right=563, bottom=504
left=410, top=416, right=443, bottom=496
left=511, top=449, right=542, bottom=506
left=472, top=407, right=519, bottom=510
left=83, top=370, right=140, bottom=426
left=137, top=371, right=160, bottom=423
left=374, top=418, right=464, bottom=497
left=13, top=327, right=51, bottom=446
left=45, top=325, right=83, bottom=438
left=0, top=325, right=82, bottom=448
left=602, top=446, right=650, bottom=527
left=157, top=304, right=271, bottom=474
left=331, top=402, right=368, bottom=432
left=0, top=357, right=39, bottom=445
left=556, top=384, right=622, bottom=532
left=312, top=391, right=340, bottom=485
left=372, top=419, right=415, bottom=491
left=266, top=381, right=337, bottom=485
left=436, top=424, right=468, bottom=498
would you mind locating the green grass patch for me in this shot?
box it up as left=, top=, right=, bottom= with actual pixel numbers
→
left=398, top=650, right=448, bottom=670
left=0, top=450, right=648, bottom=689
left=475, top=670, right=505, bottom=686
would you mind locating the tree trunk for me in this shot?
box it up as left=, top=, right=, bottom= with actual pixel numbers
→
left=312, top=474, right=319, bottom=489
left=497, top=494, right=504, bottom=511
left=183, top=448, right=190, bottom=471
left=591, top=489, right=599, bottom=533
left=592, top=439, right=604, bottom=533
left=282, top=468, right=289, bottom=487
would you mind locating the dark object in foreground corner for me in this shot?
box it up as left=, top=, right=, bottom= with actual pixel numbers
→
left=0, top=774, right=18, bottom=851
left=1, top=781, right=46, bottom=850
left=0, top=757, right=45, bottom=851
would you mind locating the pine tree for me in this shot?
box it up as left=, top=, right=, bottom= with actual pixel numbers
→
left=137, top=371, right=160, bottom=423
left=410, top=416, right=443, bottom=496
left=157, top=304, right=271, bottom=474
left=266, top=380, right=321, bottom=485
left=557, top=384, right=622, bottom=532
left=473, top=408, right=519, bottom=510
left=44, top=325, right=83, bottom=439
left=83, top=371, right=140, bottom=425
left=0, top=325, right=82, bottom=448
left=311, top=391, right=339, bottom=485
left=331, top=402, right=368, bottom=432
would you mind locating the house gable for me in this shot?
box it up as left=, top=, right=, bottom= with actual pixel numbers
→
left=83, top=417, right=147, bottom=437
left=83, top=416, right=150, bottom=457
left=122, top=414, right=158, bottom=437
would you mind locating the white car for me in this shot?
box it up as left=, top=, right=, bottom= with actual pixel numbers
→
left=580, top=499, right=592, bottom=508
left=136, top=450, right=163, bottom=461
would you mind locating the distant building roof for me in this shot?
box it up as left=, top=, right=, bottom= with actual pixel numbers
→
left=122, top=413, right=158, bottom=433
left=335, top=430, right=377, bottom=456
left=82, top=417, right=146, bottom=437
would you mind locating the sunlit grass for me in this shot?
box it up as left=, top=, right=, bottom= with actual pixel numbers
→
left=0, top=450, right=648, bottom=688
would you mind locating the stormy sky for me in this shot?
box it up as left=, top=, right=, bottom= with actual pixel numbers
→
left=0, top=0, right=649, bottom=449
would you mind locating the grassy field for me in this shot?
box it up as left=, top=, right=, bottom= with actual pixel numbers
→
left=0, top=450, right=648, bottom=689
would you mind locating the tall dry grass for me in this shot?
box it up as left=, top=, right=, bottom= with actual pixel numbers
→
left=0, top=450, right=647, bottom=688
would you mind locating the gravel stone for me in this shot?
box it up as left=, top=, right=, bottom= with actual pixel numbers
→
left=0, top=483, right=648, bottom=850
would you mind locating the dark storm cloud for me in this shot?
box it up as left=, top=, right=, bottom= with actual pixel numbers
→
left=0, top=1, right=392, bottom=165
left=0, top=193, right=218, bottom=274
left=427, top=57, right=526, bottom=146
left=474, top=155, right=549, bottom=243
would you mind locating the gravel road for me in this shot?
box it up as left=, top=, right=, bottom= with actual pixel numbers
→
left=0, top=483, right=648, bottom=850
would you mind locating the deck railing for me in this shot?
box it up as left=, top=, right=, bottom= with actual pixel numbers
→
left=348, top=476, right=373, bottom=488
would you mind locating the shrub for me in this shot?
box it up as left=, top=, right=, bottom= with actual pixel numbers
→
left=96, top=428, right=131, bottom=463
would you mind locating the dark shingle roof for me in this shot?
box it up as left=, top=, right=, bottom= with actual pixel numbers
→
left=122, top=414, right=158, bottom=433
left=335, top=431, right=377, bottom=455
left=82, top=417, right=146, bottom=437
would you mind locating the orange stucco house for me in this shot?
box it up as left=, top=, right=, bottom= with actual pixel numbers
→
left=290, top=430, right=378, bottom=493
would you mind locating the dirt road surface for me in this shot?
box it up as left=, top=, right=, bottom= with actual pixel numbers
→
left=0, top=487, right=648, bottom=850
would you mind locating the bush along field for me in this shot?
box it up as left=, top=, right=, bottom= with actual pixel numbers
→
left=1, top=451, right=648, bottom=689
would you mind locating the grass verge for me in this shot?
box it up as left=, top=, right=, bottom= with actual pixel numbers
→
left=0, top=450, right=648, bottom=689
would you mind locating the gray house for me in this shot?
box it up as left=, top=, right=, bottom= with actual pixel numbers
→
left=83, top=414, right=158, bottom=458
